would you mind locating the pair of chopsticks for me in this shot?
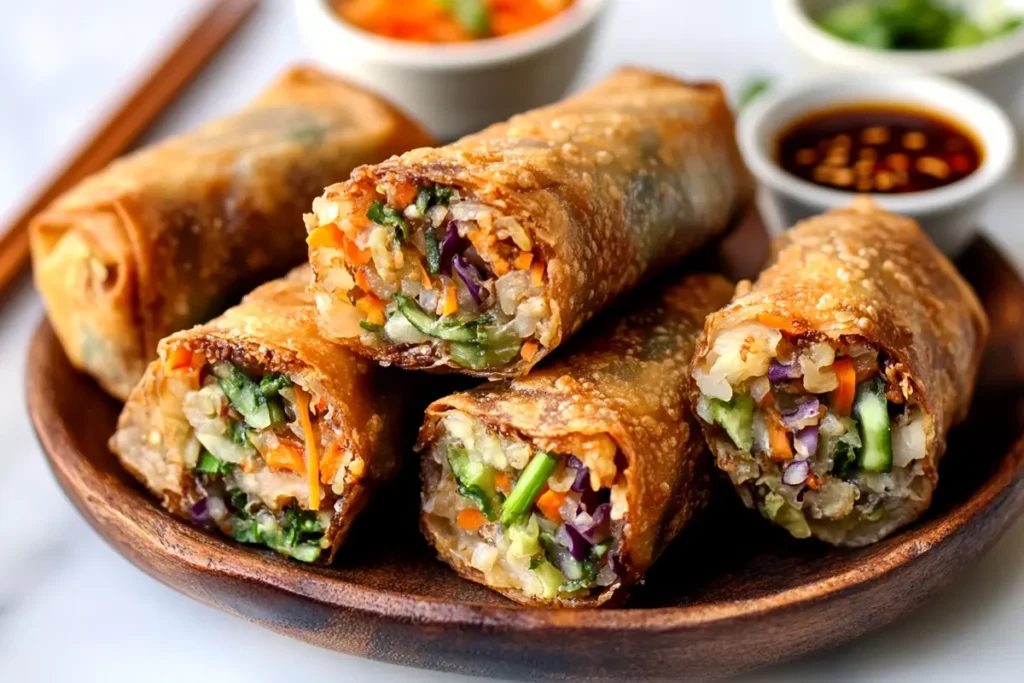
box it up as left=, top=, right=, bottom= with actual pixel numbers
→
left=0, top=0, right=257, bottom=298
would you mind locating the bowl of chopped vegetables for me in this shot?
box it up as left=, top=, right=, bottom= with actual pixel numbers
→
left=296, top=0, right=609, bottom=141
left=774, top=0, right=1024, bottom=109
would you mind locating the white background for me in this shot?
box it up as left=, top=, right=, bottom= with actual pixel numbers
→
left=2, top=1, right=1023, bottom=681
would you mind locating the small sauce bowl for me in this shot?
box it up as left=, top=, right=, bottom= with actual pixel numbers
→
left=738, top=76, right=1016, bottom=254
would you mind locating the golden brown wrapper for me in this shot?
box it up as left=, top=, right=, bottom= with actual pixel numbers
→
left=690, top=200, right=988, bottom=544
left=110, top=267, right=407, bottom=564
left=417, top=273, right=735, bottom=606
left=32, top=65, right=434, bottom=399
left=310, top=66, right=753, bottom=376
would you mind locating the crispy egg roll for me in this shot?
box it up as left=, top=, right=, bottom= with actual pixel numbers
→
left=690, top=200, right=988, bottom=547
left=110, top=267, right=406, bottom=563
left=305, top=67, right=752, bottom=378
left=417, top=273, right=734, bottom=606
left=32, top=65, right=434, bottom=400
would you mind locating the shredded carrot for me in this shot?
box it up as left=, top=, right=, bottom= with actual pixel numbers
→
left=457, top=508, right=487, bottom=532
left=494, top=472, right=512, bottom=494
left=265, top=442, right=306, bottom=474
left=830, top=357, right=857, bottom=416
left=530, top=259, right=545, bottom=287
left=417, top=258, right=434, bottom=290
left=757, top=312, right=805, bottom=336
left=757, top=389, right=776, bottom=408
left=306, top=223, right=346, bottom=249
left=320, top=442, right=345, bottom=485
left=805, top=474, right=822, bottom=490
left=765, top=408, right=794, bottom=460
left=356, top=294, right=386, bottom=326
left=355, top=268, right=372, bottom=293
left=295, top=387, right=320, bottom=511
left=535, top=489, right=566, bottom=522
left=513, top=252, right=534, bottom=270
left=442, top=280, right=459, bottom=316
left=343, top=237, right=372, bottom=266
left=392, top=181, right=418, bottom=208
left=520, top=341, right=539, bottom=363
left=164, top=346, right=192, bottom=372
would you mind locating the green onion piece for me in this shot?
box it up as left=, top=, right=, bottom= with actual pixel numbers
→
left=359, top=320, right=384, bottom=332
left=437, top=0, right=490, bottom=37
left=366, top=199, right=410, bottom=241
left=195, top=450, right=235, bottom=476
left=738, top=76, right=772, bottom=110
left=259, top=373, right=291, bottom=397
left=500, top=452, right=558, bottom=526
left=424, top=227, right=441, bottom=275
left=212, top=362, right=274, bottom=430
left=433, top=185, right=454, bottom=204
left=415, top=187, right=432, bottom=215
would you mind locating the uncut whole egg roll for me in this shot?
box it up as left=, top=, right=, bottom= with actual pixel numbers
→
left=417, top=273, right=734, bottom=606
left=305, top=67, right=752, bottom=377
left=110, top=267, right=406, bottom=564
left=32, top=65, right=434, bottom=400
left=690, top=200, right=988, bottom=547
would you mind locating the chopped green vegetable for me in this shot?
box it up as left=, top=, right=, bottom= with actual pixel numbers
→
left=853, top=379, right=893, bottom=473
left=500, top=451, right=558, bottom=526
left=359, top=321, right=384, bottom=332
left=424, top=228, right=441, bottom=275
left=762, top=492, right=812, bottom=539
left=508, top=515, right=542, bottom=558
left=738, top=76, right=772, bottom=110
left=447, top=445, right=501, bottom=520
left=230, top=419, right=251, bottom=447
left=367, top=199, right=410, bottom=241
left=415, top=187, right=432, bottom=215
left=710, top=394, right=755, bottom=451
left=534, top=561, right=565, bottom=599
left=528, top=557, right=543, bottom=570
left=212, top=362, right=278, bottom=430
left=194, top=450, right=235, bottom=476
left=593, top=539, right=612, bottom=559
left=560, top=560, right=598, bottom=593
left=259, top=373, right=291, bottom=397
left=227, top=499, right=325, bottom=563
left=832, top=438, right=858, bottom=479
left=863, top=505, right=886, bottom=522
left=228, top=488, right=249, bottom=513
left=394, top=294, right=477, bottom=341
left=437, top=0, right=490, bottom=37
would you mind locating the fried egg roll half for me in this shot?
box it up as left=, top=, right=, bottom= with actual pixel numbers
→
left=306, top=67, right=752, bottom=377
left=690, top=201, right=988, bottom=547
left=417, top=274, right=734, bottom=606
left=110, top=268, right=405, bottom=563
left=32, top=65, right=433, bottom=400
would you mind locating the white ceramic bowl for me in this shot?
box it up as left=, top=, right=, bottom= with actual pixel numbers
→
left=738, top=75, right=1017, bottom=254
left=774, top=0, right=1024, bottom=110
left=295, top=0, right=609, bottom=141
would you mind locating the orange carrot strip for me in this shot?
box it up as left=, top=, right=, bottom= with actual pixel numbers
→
left=513, top=252, right=534, bottom=270
left=265, top=442, right=306, bottom=474
left=355, top=268, right=372, bottom=293
left=830, top=357, right=857, bottom=417
left=392, top=181, right=418, bottom=208
left=442, top=280, right=459, bottom=316
left=417, top=258, right=434, bottom=290
left=356, top=295, right=386, bottom=326
left=535, top=489, right=566, bottom=523
left=494, top=472, right=512, bottom=494
left=295, top=387, right=320, bottom=511
left=457, top=508, right=487, bottom=532
left=530, top=259, right=545, bottom=287
left=520, top=341, right=539, bottom=363
left=757, top=312, right=805, bottom=336
left=320, top=442, right=345, bottom=485
left=766, top=409, right=794, bottom=460
left=343, top=237, right=372, bottom=266
left=306, top=223, right=345, bottom=249
left=164, top=346, right=192, bottom=372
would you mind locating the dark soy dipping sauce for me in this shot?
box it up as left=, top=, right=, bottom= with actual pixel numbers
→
left=776, top=104, right=982, bottom=194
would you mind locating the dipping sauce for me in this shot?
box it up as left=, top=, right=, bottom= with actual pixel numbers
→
left=776, top=104, right=982, bottom=194
left=333, top=0, right=577, bottom=43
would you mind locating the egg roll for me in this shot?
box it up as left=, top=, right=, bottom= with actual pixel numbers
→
left=305, top=67, right=752, bottom=377
left=110, top=267, right=406, bottom=564
left=690, top=200, right=988, bottom=547
left=32, top=65, right=434, bottom=400
left=417, top=273, right=734, bottom=606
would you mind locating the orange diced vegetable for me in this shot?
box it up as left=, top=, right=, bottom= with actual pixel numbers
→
left=355, top=268, right=373, bottom=294
left=417, top=258, right=434, bottom=290
left=442, top=280, right=459, bottom=316
left=766, top=409, right=794, bottom=460
left=295, top=387, right=320, bottom=511
left=392, top=181, right=418, bottom=208
left=830, top=357, right=857, bottom=416
left=356, top=294, right=386, bottom=326
left=320, top=442, right=344, bottom=485
left=164, top=346, right=193, bottom=372
left=343, top=237, right=372, bottom=266
left=520, top=341, right=539, bottom=363
left=265, top=442, right=306, bottom=474
left=757, top=312, right=805, bottom=336
left=535, top=489, right=566, bottom=522
left=306, top=223, right=346, bottom=249
left=513, top=252, right=534, bottom=270
left=530, top=259, right=545, bottom=287
left=457, top=508, right=487, bottom=532
left=494, top=472, right=512, bottom=494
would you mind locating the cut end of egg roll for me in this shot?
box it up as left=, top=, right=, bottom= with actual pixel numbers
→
left=417, top=274, right=735, bottom=606
left=690, top=200, right=988, bottom=547
left=32, top=65, right=434, bottom=400
left=110, top=267, right=405, bottom=563
left=306, top=67, right=752, bottom=378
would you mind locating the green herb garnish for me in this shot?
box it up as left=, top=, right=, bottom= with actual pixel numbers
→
left=259, top=373, right=292, bottom=397
left=367, top=199, right=410, bottom=241
left=437, top=0, right=491, bottom=37
left=424, top=227, right=441, bottom=275
left=500, top=451, right=558, bottom=526
left=212, top=362, right=276, bottom=430
left=359, top=320, right=384, bottom=332
left=194, top=450, right=235, bottom=476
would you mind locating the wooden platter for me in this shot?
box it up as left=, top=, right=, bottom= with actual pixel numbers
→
left=26, top=215, right=1024, bottom=681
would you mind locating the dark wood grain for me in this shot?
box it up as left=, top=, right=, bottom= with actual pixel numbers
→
left=25, top=215, right=1024, bottom=682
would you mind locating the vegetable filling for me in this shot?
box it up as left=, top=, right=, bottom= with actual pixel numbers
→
left=307, top=181, right=552, bottom=370
left=423, top=411, right=627, bottom=599
left=693, top=321, right=929, bottom=541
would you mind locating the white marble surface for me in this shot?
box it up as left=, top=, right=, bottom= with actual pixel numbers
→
left=2, top=1, right=1024, bottom=681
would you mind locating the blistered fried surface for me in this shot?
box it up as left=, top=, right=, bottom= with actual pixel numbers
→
left=31, top=65, right=434, bottom=400
left=111, top=267, right=407, bottom=563
left=418, top=273, right=735, bottom=605
left=691, top=200, right=989, bottom=542
left=312, top=67, right=753, bottom=376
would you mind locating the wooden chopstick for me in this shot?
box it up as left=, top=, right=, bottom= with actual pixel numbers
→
left=0, top=0, right=258, bottom=299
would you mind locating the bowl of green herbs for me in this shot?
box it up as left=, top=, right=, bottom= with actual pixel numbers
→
left=774, top=0, right=1024, bottom=108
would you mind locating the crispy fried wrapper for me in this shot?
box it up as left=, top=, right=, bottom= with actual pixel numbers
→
left=690, top=200, right=988, bottom=546
left=110, top=266, right=409, bottom=564
left=33, top=65, right=434, bottom=400
left=416, top=274, right=735, bottom=606
left=307, top=67, right=753, bottom=378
